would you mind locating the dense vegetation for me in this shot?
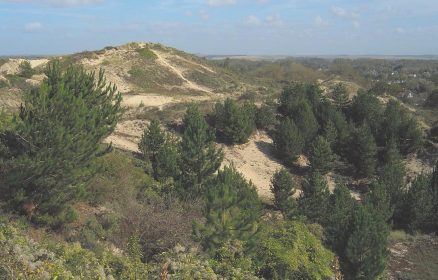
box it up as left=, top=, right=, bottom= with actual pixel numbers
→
left=1, top=52, right=438, bottom=279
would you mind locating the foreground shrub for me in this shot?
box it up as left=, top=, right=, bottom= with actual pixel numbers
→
left=254, top=221, right=334, bottom=280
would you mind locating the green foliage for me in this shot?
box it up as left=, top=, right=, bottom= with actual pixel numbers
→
left=86, top=152, right=154, bottom=206
left=325, top=184, right=356, bottom=252
left=135, top=47, right=158, bottom=60
left=298, top=171, right=330, bottom=225
left=18, top=60, right=34, bottom=78
left=332, top=83, right=350, bottom=108
left=193, top=166, right=262, bottom=254
left=350, top=123, right=378, bottom=177
left=0, top=62, right=122, bottom=226
left=345, top=204, right=389, bottom=280
left=255, top=102, right=276, bottom=130
left=379, top=100, right=422, bottom=154
left=139, top=120, right=179, bottom=181
left=350, top=92, right=383, bottom=136
left=214, top=98, right=256, bottom=144
left=270, top=169, right=297, bottom=216
left=254, top=221, right=334, bottom=280
left=178, top=104, right=223, bottom=200
left=308, top=136, right=336, bottom=174
left=0, top=221, right=149, bottom=279
left=426, top=88, right=438, bottom=107
left=402, top=167, right=438, bottom=233
left=273, top=117, right=304, bottom=164
left=209, top=240, right=260, bottom=279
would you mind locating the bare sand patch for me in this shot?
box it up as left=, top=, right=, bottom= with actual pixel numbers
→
left=0, top=59, right=49, bottom=75
left=104, top=119, right=150, bottom=152
left=222, top=131, right=285, bottom=203
left=122, top=94, right=174, bottom=109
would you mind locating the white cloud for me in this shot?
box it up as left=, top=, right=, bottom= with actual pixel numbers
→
left=245, top=15, right=261, bottom=27
left=2, top=0, right=103, bottom=7
left=24, top=21, right=43, bottom=32
left=314, top=15, right=324, bottom=27
left=265, top=14, right=284, bottom=27
left=396, top=27, right=405, bottom=34
left=331, top=6, right=360, bottom=27
left=206, top=0, right=236, bottom=7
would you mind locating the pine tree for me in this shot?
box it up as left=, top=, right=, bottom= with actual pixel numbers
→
left=350, top=92, right=382, bottom=137
left=298, top=171, right=330, bottom=225
left=273, top=117, right=304, bottom=165
left=138, top=119, right=166, bottom=179
left=308, top=136, right=336, bottom=174
left=193, top=166, right=262, bottom=254
left=322, top=119, right=338, bottom=148
left=0, top=62, right=122, bottom=226
left=270, top=169, right=297, bottom=216
left=214, top=98, right=256, bottom=144
left=178, top=104, right=223, bottom=200
left=18, top=60, right=34, bottom=78
left=332, top=83, right=350, bottom=108
left=325, top=184, right=356, bottom=252
left=404, top=173, right=437, bottom=232
left=350, top=123, right=377, bottom=177
left=294, top=101, right=319, bottom=144
left=256, top=102, right=276, bottom=130
left=345, top=204, right=388, bottom=280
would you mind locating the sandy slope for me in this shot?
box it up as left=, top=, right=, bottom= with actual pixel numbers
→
left=152, top=49, right=213, bottom=94
left=0, top=59, right=49, bottom=75
left=221, top=131, right=285, bottom=203
left=122, top=94, right=174, bottom=109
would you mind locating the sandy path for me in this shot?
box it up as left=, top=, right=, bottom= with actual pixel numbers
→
left=152, top=50, right=212, bottom=94
left=104, top=120, right=149, bottom=152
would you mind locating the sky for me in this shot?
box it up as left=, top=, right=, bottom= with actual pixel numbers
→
left=0, top=0, right=438, bottom=56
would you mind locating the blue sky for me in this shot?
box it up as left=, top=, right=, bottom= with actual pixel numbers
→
left=1, top=0, right=438, bottom=55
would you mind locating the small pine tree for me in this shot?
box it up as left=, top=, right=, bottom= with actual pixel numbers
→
left=270, top=169, right=297, bottom=216
left=322, top=120, right=338, bottom=148
left=273, top=117, right=304, bottom=165
left=345, top=204, right=388, bottom=280
left=214, top=98, right=256, bottom=144
left=298, top=171, right=330, bottom=225
left=350, top=123, right=378, bottom=177
left=308, top=136, right=336, bottom=174
left=294, top=101, right=319, bottom=144
left=18, top=61, right=34, bottom=78
left=138, top=120, right=166, bottom=179
left=178, top=104, right=223, bottom=200
left=193, top=166, right=262, bottom=254
left=256, top=102, right=276, bottom=130
left=332, top=83, right=350, bottom=108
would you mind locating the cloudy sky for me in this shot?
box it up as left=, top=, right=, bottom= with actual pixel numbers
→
left=0, top=0, right=437, bottom=55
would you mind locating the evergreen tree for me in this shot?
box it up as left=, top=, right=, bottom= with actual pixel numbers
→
left=350, top=92, right=383, bottom=136
left=178, top=104, right=223, bottom=200
left=345, top=204, right=388, bottom=280
left=255, top=102, right=276, bottom=130
left=214, top=98, right=256, bottom=144
left=332, top=83, right=350, bottom=108
left=294, top=101, right=319, bottom=144
left=379, top=100, right=422, bottom=154
left=298, top=171, right=330, bottom=225
left=138, top=120, right=178, bottom=182
left=322, top=119, right=338, bottom=148
left=193, top=166, right=262, bottom=254
left=382, top=138, right=402, bottom=165
left=138, top=120, right=166, bottom=179
left=350, top=123, right=378, bottom=177
left=0, top=62, right=122, bottom=226
left=18, top=60, right=34, bottom=78
left=308, top=136, right=336, bottom=174
left=404, top=173, right=437, bottom=232
left=155, top=133, right=179, bottom=182
left=273, top=117, right=304, bottom=164
left=270, top=169, right=297, bottom=216
left=325, top=184, right=356, bottom=252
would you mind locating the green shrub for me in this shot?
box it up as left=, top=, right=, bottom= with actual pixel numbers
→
left=136, top=47, right=158, bottom=60
left=254, top=221, right=334, bottom=280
